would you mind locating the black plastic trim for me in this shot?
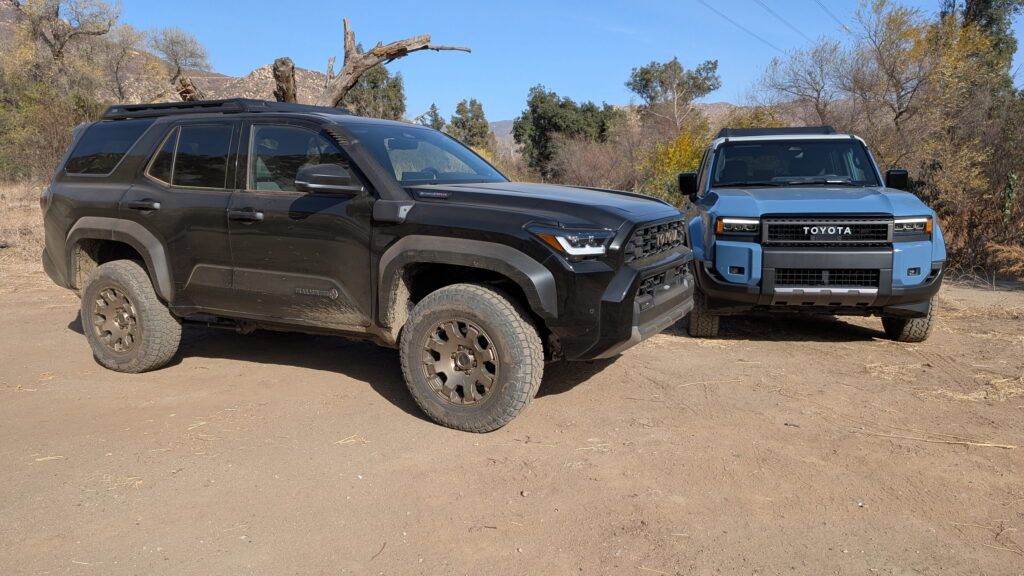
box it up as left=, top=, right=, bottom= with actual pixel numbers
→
left=377, top=236, right=559, bottom=322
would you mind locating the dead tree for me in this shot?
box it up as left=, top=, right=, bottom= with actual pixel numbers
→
left=177, top=75, right=205, bottom=102
left=313, top=18, right=470, bottom=108
left=272, top=57, right=297, bottom=103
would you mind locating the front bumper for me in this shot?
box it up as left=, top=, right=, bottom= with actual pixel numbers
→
left=696, top=245, right=943, bottom=318
left=552, top=248, right=695, bottom=360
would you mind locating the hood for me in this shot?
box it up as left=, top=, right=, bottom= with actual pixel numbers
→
left=408, top=181, right=680, bottom=228
left=709, top=186, right=935, bottom=217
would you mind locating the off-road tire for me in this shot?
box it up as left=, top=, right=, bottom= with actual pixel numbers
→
left=881, top=295, right=937, bottom=343
left=81, top=260, right=182, bottom=373
left=686, top=290, right=720, bottom=338
left=399, top=283, right=544, bottom=433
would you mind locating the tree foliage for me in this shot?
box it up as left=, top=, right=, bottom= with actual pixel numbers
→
left=341, top=60, right=405, bottom=120
left=626, top=58, right=720, bottom=136
left=512, top=85, right=621, bottom=179
left=418, top=103, right=446, bottom=131
left=448, top=98, right=490, bottom=148
left=148, top=25, right=209, bottom=83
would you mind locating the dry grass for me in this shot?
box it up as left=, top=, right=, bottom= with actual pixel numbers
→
left=0, top=182, right=45, bottom=280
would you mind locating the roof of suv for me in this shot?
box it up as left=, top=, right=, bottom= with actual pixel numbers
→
left=100, top=98, right=436, bottom=131
left=102, top=98, right=355, bottom=122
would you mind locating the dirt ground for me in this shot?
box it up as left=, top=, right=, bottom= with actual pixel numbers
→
left=1, top=269, right=1022, bottom=575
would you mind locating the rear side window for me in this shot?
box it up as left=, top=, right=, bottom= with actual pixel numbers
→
left=64, top=119, right=155, bottom=175
left=147, top=124, right=233, bottom=189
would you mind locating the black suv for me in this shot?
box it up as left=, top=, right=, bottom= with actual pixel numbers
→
left=41, top=99, right=694, bottom=431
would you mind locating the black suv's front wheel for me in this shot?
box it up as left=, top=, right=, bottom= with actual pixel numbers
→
left=400, top=284, right=544, bottom=432
left=81, top=260, right=182, bottom=373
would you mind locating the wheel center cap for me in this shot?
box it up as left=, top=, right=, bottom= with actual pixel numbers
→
left=454, top=350, right=474, bottom=371
left=115, top=310, right=130, bottom=327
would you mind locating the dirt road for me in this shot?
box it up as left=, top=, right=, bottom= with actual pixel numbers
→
left=1, top=273, right=1022, bottom=575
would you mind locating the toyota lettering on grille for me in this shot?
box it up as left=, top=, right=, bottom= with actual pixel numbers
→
left=655, top=229, right=680, bottom=246
left=803, top=225, right=852, bottom=240
left=803, top=225, right=852, bottom=235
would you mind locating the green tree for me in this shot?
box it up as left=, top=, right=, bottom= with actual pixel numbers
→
left=342, top=61, right=405, bottom=120
left=448, top=98, right=489, bottom=148
left=512, top=85, right=620, bottom=179
left=418, top=103, right=446, bottom=131
left=942, top=0, right=1024, bottom=73
left=626, top=58, right=720, bottom=134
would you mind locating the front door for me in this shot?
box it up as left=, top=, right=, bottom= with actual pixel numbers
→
left=226, top=120, right=374, bottom=329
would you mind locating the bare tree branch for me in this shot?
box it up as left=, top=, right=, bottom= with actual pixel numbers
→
left=316, top=17, right=470, bottom=108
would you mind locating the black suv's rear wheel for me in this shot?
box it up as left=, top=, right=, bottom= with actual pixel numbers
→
left=881, top=295, right=937, bottom=343
left=81, top=260, right=182, bottom=373
left=399, top=284, right=543, bottom=432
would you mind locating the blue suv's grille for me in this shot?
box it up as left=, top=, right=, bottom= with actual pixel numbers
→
left=624, top=219, right=686, bottom=263
left=763, top=218, right=891, bottom=245
left=776, top=269, right=880, bottom=287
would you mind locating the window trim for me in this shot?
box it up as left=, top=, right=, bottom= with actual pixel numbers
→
left=143, top=122, right=236, bottom=191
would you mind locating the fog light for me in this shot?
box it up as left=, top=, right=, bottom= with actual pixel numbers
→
left=729, top=266, right=745, bottom=275
left=907, top=267, right=921, bottom=276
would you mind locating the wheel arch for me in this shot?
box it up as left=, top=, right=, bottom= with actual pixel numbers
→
left=377, top=236, right=558, bottom=342
left=66, top=217, right=173, bottom=301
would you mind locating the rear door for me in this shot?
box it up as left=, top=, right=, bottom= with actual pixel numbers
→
left=225, top=118, right=374, bottom=329
left=119, top=120, right=238, bottom=312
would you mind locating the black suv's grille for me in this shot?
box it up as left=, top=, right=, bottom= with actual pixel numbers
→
left=636, top=264, right=689, bottom=298
left=763, top=218, right=890, bottom=245
left=624, top=219, right=685, bottom=263
left=775, top=269, right=880, bottom=287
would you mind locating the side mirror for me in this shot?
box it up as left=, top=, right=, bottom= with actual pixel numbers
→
left=885, top=169, right=909, bottom=191
left=678, top=172, right=699, bottom=202
left=295, top=164, right=364, bottom=195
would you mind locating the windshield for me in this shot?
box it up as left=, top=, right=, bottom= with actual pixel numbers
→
left=345, top=123, right=507, bottom=186
left=711, top=140, right=880, bottom=187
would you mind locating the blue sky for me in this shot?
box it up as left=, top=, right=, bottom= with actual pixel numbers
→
left=121, top=0, right=1024, bottom=122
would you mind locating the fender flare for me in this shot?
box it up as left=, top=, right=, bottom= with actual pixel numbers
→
left=378, top=236, right=558, bottom=322
left=66, top=217, right=173, bottom=301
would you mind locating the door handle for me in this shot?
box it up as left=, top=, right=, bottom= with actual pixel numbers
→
left=228, top=209, right=264, bottom=222
left=124, top=200, right=161, bottom=211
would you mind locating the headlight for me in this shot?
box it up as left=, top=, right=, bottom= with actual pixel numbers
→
left=529, top=226, right=615, bottom=258
left=715, top=217, right=760, bottom=234
left=894, top=217, right=932, bottom=234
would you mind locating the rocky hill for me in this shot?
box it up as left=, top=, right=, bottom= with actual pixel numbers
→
left=191, top=65, right=329, bottom=104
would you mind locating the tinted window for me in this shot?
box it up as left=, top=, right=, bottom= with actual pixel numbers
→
left=148, top=128, right=177, bottom=184
left=711, top=140, right=880, bottom=187
left=64, top=119, right=155, bottom=175
left=249, top=125, right=348, bottom=192
left=171, top=125, right=232, bottom=188
left=346, top=123, right=506, bottom=185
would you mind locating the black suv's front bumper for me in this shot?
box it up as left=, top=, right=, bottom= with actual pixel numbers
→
left=550, top=248, right=695, bottom=360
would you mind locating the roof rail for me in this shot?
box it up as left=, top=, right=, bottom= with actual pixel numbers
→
left=101, top=99, right=352, bottom=120
left=715, top=126, right=837, bottom=138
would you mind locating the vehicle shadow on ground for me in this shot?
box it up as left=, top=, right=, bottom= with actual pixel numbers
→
left=664, top=314, right=885, bottom=343
left=536, top=357, right=618, bottom=398
left=68, top=312, right=430, bottom=423
left=67, top=312, right=618, bottom=418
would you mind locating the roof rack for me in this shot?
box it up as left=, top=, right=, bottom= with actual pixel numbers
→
left=715, top=126, right=837, bottom=138
left=101, top=98, right=352, bottom=120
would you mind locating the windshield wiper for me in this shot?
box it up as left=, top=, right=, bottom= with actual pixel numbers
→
left=714, top=181, right=784, bottom=188
left=785, top=179, right=863, bottom=187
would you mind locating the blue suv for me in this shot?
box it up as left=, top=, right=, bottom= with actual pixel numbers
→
left=679, top=127, right=945, bottom=342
